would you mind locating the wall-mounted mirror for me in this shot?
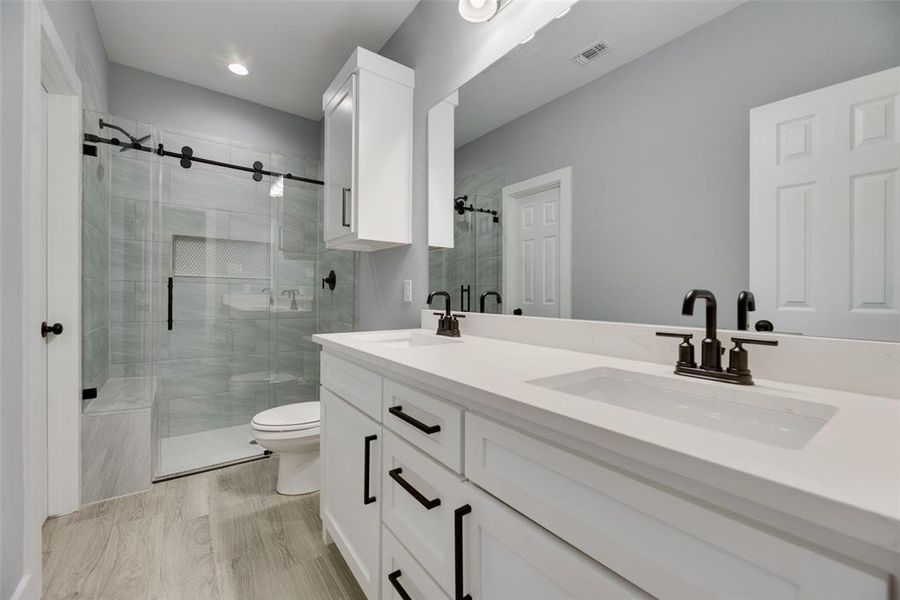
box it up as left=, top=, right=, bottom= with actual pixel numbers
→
left=427, top=0, right=900, bottom=342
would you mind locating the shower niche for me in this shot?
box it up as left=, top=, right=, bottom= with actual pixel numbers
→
left=80, top=110, right=356, bottom=500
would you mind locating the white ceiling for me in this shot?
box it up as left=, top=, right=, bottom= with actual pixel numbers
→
left=91, top=0, right=420, bottom=121
left=456, top=0, right=743, bottom=147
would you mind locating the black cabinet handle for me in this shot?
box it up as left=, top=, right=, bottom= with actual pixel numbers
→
left=341, top=187, right=351, bottom=227
left=388, top=406, right=441, bottom=435
left=388, top=468, right=441, bottom=510
left=388, top=570, right=412, bottom=600
left=454, top=505, right=472, bottom=600
left=167, top=277, right=174, bottom=331
left=364, top=434, right=377, bottom=505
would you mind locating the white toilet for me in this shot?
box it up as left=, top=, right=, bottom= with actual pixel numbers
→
left=251, top=401, right=321, bottom=495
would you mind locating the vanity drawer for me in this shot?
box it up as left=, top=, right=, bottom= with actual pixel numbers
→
left=383, top=379, right=463, bottom=472
left=382, top=526, right=450, bottom=600
left=465, top=413, right=889, bottom=600
left=322, top=352, right=382, bottom=420
left=381, top=429, right=465, bottom=597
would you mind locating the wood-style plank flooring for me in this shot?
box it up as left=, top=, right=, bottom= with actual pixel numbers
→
left=42, top=457, right=365, bottom=600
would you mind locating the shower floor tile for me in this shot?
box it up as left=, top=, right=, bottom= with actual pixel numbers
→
left=158, top=423, right=262, bottom=477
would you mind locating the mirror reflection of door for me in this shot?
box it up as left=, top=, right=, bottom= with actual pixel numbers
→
left=502, top=168, right=572, bottom=318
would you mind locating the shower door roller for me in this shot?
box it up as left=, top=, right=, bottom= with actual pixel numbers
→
left=41, top=321, right=64, bottom=337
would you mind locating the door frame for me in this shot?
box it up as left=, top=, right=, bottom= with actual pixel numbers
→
left=28, top=0, right=81, bottom=551
left=501, top=167, right=573, bottom=318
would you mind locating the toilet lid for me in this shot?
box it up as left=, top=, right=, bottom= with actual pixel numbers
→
left=252, top=401, right=320, bottom=432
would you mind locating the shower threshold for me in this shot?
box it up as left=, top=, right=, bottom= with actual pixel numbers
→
left=155, top=423, right=265, bottom=481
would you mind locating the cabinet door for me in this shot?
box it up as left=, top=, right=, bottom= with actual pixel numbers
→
left=323, top=73, right=356, bottom=243
left=321, top=387, right=380, bottom=599
left=454, top=482, right=649, bottom=600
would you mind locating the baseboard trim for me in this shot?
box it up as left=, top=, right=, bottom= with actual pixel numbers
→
left=10, top=572, right=37, bottom=600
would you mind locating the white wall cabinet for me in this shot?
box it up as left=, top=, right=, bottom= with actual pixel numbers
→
left=322, top=47, right=414, bottom=252
left=321, top=388, right=382, bottom=599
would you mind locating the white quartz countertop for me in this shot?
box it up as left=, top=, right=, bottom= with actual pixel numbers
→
left=313, top=328, right=900, bottom=556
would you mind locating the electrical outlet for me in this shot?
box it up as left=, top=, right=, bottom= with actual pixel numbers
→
left=403, top=279, right=412, bottom=303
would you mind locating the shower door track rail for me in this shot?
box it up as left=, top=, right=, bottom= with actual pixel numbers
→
left=83, top=132, right=324, bottom=186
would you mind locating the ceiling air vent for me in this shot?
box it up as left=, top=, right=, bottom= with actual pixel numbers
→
left=570, top=40, right=612, bottom=67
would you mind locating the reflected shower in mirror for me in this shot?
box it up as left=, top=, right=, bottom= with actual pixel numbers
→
left=427, top=0, right=900, bottom=341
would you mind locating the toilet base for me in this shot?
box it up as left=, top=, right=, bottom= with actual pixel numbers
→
left=275, top=451, right=320, bottom=495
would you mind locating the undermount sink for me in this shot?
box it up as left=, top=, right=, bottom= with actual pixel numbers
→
left=528, top=367, right=837, bottom=449
left=354, top=331, right=462, bottom=349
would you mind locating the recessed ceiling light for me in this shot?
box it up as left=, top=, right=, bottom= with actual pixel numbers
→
left=458, top=0, right=498, bottom=23
left=555, top=6, right=572, bottom=19
left=228, top=63, right=249, bottom=76
left=520, top=32, right=536, bottom=45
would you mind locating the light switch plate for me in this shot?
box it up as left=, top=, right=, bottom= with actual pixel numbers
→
left=403, top=279, right=412, bottom=303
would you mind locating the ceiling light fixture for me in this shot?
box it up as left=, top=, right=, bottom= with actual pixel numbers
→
left=228, top=63, right=249, bottom=76
left=519, top=32, right=536, bottom=45
left=458, top=0, right=500, bottom=23
left=555, top=6, right=572, bottom=19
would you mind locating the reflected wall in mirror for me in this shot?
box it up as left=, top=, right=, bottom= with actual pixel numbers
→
left=427, top=0, right=900, bottom=341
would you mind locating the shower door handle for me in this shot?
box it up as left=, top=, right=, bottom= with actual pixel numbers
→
left=167, top=277, right=173, bottom=330
left=341, top=187, right=351, bottom=228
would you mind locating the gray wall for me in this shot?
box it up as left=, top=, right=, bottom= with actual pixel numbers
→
left=109, top=63, right=321, bottom=160
left=1, top=3, right=27, bottom=594
left=455, top=0, right=900, bottom=329
left=44, top=0, right=110, bottom=112
left=364, top=0, right=574, bottom=330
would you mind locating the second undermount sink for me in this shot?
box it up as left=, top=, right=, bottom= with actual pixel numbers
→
left=354, top=331, right=462, bottom=349
left=528, top=367, right=837, bottom=449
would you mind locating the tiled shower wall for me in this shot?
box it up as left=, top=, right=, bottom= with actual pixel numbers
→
left=429, top=164, right=504, bottom=312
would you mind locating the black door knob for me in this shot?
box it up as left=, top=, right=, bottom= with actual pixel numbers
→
left=754, top=319, right=774, bottom=332
left=41, top=321, right=63, bottom=337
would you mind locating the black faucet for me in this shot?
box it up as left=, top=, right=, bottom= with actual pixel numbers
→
left=737, top=291, right=755, bottom=331
left=658, top=288, right=777, bottom=385
left=427, top=290, right=463, bottom=337
left=479, top=291, right=502, bottom=313
left=681, top=289, right=721, bottom=371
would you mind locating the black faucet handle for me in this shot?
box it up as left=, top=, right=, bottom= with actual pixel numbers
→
left=656, top=332, right=696, bottom=368
left=452, top=313, right=466, bottom=318
left=731, top=337, right=778, bottom=347
left=656, top=332, right=693, bottom=341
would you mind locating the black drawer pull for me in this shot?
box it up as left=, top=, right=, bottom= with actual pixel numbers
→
left=388, top=406, right=441, bottom=435
left=454, top=504, right=472, bottom=600
left=389, top=468, right=441, bottom=510
left=388, top=570, right=412, bottom=600
left=364, top=434, right=377, bottom=505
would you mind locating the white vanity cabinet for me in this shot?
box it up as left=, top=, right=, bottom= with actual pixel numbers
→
left=456, top=481, right=650, bottom=600
left=322, top=47, right=413, bottom=251
left=321, top=387, right=382, bottom=600
left=319, top=350, right=891, bottom=600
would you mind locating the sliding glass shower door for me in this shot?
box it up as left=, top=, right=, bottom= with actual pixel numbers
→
left=152, top=134, right=278, bottom=477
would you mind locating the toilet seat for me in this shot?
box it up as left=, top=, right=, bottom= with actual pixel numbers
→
left=251, top=401, right=320, bottom=432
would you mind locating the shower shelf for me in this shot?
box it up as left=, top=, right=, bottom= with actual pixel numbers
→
left=171, top=234, right=270, bottom=279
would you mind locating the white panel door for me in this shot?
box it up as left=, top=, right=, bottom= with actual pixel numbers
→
left=750, top=67, right=900, bottom=341
left=321, top=388, right=381, bottom=599
left=502, top=167, right=572, bottom=318
left=455, top=482, right=650, bottom=600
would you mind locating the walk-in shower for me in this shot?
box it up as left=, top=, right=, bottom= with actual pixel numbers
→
left=80, top=111, right=355, bottom=500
